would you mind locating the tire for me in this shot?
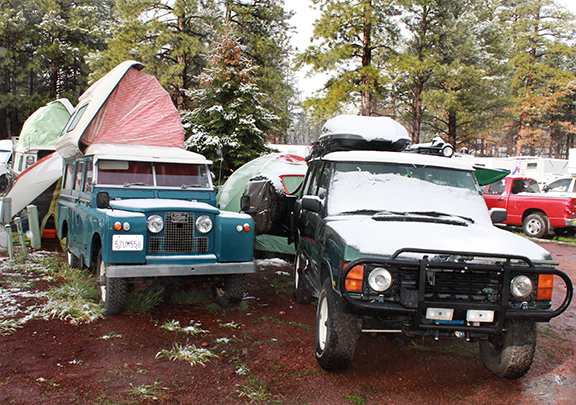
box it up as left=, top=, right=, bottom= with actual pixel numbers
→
left=294, top=248, right=313, bottom=304
left=66, top=237, right=81, bottom=269
left=316, top=278, right=361, bottom=371
left=96, top=250, right=127, bottom=315
left=213, top=274, right=245, bottom=308
left=479, top=320, right=537, bottom=379
left=522, top=213, right=548, bottom=238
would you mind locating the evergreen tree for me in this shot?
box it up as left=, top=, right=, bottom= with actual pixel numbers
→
left=225, top=0, right=297, bottom=141
left=89, top=0, right=220, bottom=109
left=296, top=0, right=401, bottom=120
left=183, top=33, right=278, bottom=181
left=498, top=0, right=576, bottom=156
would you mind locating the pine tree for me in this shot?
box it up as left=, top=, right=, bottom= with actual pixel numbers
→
left=183, top=33, right=279, bottom=181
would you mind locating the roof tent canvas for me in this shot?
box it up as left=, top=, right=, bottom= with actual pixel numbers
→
left=57, top=60, right=185, bottom=158
left=16, top=99, right=74, bottom=152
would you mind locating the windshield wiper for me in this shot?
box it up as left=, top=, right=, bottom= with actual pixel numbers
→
left=371, top=210, right=471, bottom=226
left=406, top=211, right=474, bottom=224
left=181, top=184, right=202, bottom=189
left=338, top=209, right=382, bottom=216
left=123, top=182, right=149, bottom=187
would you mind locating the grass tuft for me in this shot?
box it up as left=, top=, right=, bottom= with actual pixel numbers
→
left=125, top=289, right=163, bottom=313
left=160, top=319, right=209, bottom=335
left=156, top=342, right=218, bottom=367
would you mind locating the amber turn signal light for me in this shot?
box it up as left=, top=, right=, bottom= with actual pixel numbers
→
left=345, top=264, right=364, bottom=292
left=537, top=274, right=554, bottom=300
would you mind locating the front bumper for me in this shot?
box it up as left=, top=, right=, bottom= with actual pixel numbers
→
left=106, top=259, right=256, bottom=278
left=340, top=248, right=573, bottom=335
left=565, top=218, right=576, bottom=227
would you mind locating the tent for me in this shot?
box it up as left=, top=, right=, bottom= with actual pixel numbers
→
left=218, top=153, right=308, bottom=256
left=57, top=60, right=185, bottom=159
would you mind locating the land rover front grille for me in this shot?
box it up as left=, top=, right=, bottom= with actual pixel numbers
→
left=149, top=212, right=209, bottom=254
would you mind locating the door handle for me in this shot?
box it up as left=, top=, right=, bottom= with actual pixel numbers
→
left=497, top=198, right=504, bottom=201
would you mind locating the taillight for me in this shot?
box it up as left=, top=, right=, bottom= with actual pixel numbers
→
left=344, top=264, right=364, bottom=292
left=537, top=274, right=554, bottom=300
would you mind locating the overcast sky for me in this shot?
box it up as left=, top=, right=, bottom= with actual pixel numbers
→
left=288, top=0, right=576, bottom=100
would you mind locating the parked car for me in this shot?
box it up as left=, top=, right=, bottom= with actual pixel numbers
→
left=58, top=144, right=255, bottom=315
left=0, top=139, right=13, bottom=192
left=483, top=176, right=576, bottom=238
left=289, top=115, right=572, bottom=379
left=542, top=176, right=576, bottom=196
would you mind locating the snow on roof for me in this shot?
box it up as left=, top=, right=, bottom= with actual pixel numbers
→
left=86, top=143, right=211, bottom=164
left=323, top=150, right=474, bottom=171
left=321, top=115, right=411, bottom=143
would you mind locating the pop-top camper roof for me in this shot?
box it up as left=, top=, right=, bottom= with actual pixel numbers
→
left=16, top=99, right=74, bottom=153
left=56, top=60, right=185, bottom=159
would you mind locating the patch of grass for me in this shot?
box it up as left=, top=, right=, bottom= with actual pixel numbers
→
left=125, top=289, right=163, bottom=313
left=4, top=276, right=34, bottom=289
left=237, top=377, right=277, bottom=404
left=156, top=342, right=218, bottom=367
left=48, top=280, right=98, bottom=301
left=127, top=382, right=166, bottom=399
left=344, top=394, right=367, bottom=405
left=33, top=297, right=106, bottom=325
left=160, top=319, right=209, bottom=335
left=0, top=319, right=22, bottom=335
left=99, top=332, right=125, bottom=340
left=107, top=363, right=133, bottom=377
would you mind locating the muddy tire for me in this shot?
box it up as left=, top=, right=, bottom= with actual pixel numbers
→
left=316, top=278, right=361, bottom=370
left=294, top=248, right=313, bottom=304
left=479, top=320, right=537, bottom=379
left=213, top=274, right=245, bottom=308
left=66, top=238, right=81, bottom=269
left=96, top=250, right=126, bottom=315
left=522, top=213, right=548, bottom=238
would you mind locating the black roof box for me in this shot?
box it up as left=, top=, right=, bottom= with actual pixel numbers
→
left=309, top=115, right=411, bottom=159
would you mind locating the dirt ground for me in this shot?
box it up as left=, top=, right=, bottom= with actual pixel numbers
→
left=0, top=240, right=575, bottom=405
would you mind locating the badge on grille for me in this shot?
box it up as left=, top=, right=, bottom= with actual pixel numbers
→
left=171, top=212, right=189, bottom=223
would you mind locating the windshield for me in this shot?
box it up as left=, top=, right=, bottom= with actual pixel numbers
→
left=96, top=160, right=211, bottom=188
left=327, top=162, right=488, bottom=221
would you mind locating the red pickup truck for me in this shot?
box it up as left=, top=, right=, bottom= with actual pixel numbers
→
left=483, top=176, right=576, bottom=238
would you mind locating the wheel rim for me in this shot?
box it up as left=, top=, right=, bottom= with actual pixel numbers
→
left=526, top=219, right=542, bottom=235
left=317, top=295, right=328, bottom=351
left=99, top=260, right=107, bottom=302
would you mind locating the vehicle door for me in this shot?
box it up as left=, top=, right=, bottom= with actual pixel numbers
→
left=68, top=159, right=90, bottom=263
left=299, top=161, right=331, bottom=289
left=483, top=178, right=508, bottom=213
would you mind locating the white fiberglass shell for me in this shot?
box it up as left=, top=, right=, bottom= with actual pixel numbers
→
left=57, top=61, right=144, bottom=158
left=321, top=115, right=411, bottom=144
left=85, top=143, right=211, bottom=165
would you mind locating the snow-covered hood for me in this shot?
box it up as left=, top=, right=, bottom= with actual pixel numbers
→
left=327, top=216, right=552, bottom=262
left=109, top=199, right=219, bottom=214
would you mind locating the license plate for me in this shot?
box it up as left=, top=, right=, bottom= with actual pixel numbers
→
left=112, top=235, right=144, bottom=251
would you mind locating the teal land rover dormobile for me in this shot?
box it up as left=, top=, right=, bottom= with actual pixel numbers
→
left=55, top=61, right=255, bottom=315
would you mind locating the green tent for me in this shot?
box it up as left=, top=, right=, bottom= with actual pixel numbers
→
left=474, top=166, right=510, bottom=186
left=218, top=153, right=308, bottom=256
left=18, top=99, right=74, bottom=149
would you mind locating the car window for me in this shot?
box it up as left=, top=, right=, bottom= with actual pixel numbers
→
left=317, top=163, right=331, bottom=199
left=511, top=179, right=539, bottom=194
left=486, top=179, right=505, bottom=195
left=63, top=163, right=75, bottom=191
left=302, top=162, right=320, bottom=196
left=97, top=160, right=153, bottom=186
left=155, top=163, right=210, bottom=188
left=84, top=159, right=93, bottom=193
left=547, top=178, right=572, bottom=192
left=73, top=161, right=84, bottom=191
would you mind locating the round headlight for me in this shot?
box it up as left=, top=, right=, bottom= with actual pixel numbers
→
left=196, top=215, right=213, bottom=234
left=511, top=275, right=533, bottom=298
left=368, top=267, right=393, bottom=292
left=147, top=215, right=164, bottom=233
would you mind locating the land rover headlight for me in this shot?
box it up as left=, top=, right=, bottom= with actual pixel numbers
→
left=511, top=275, right=533, bottom=298
left=368, top=267, right=393, bottom=292
left=147, top=215, right=164, bottom=233
left=196, top=215, right=213, bottom=234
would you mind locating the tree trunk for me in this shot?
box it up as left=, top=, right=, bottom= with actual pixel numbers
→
left=360, top=0, right=372, bottom=116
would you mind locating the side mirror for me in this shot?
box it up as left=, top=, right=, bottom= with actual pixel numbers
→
left=490, top=208, right=507, bottom=224
left=301, top=196, right=323, bottom=214
left=240, top=195, right=250, bottom=212
left=97, top=191, right=111, bottom=209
